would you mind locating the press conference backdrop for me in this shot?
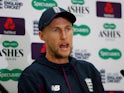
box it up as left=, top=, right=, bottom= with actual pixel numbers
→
left=0, top=0, right=124, bottom=93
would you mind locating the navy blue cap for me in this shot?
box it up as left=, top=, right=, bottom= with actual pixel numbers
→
left=38, top=7, right=76, bottom=31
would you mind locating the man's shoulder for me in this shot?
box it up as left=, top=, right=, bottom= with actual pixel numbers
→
left=71, top=57, right=94, bottom=68
left=71, top=57, right=98, bottom=74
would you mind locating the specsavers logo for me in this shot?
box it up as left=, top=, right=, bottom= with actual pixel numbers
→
left=0, top=69, right=22, bottom=81
left=73, top=25, right=90, bottom=36
left=32, top=0, right=57, bottom=10
left=103, top=23, right=116, bottom=29
left=71, top=0, right=84, bottom=5
left=99, top=48, right=122, bottom=60
left=2, top=41, right=18, bottom=48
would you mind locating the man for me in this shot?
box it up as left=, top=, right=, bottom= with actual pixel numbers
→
left=18, top=7, right=104, bottom=93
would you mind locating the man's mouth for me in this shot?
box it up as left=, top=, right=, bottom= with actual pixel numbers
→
left=59, top=43, right=69, bottom=50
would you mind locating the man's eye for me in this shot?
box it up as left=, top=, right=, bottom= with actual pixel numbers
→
left=66, top=27, right=72, bottom=32
left=53, top=28, right=59, bottom=32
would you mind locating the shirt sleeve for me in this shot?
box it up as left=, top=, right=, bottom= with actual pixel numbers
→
left=18, top=72, right=45, bottom=93
left=89, top=63, right=105, bottom=93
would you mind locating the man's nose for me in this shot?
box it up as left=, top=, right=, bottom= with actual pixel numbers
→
left=61, top=30, right=67, bottom=40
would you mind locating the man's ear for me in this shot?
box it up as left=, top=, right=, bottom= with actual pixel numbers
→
left=39, top=31, right=45, bottom=41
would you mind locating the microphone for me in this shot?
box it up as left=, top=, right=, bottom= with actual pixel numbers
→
left=120, top=69, right=124, bottom=77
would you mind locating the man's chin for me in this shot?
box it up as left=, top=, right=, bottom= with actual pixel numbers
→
left=55, top=52, right=70, bottom=59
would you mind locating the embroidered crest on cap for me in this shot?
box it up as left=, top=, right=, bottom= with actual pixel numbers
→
left=53, top=7, right=61, bottom=13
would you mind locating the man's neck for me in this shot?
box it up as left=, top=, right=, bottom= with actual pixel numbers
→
left=45, top=54, right=69, bottom=64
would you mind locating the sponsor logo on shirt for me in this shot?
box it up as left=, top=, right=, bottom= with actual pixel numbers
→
left=51, top=85, right=60, bottom=92
left=85, top=78, right=93, bottom=92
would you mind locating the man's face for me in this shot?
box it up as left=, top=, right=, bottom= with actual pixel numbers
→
left=39, top=17, right=74, bottom=58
